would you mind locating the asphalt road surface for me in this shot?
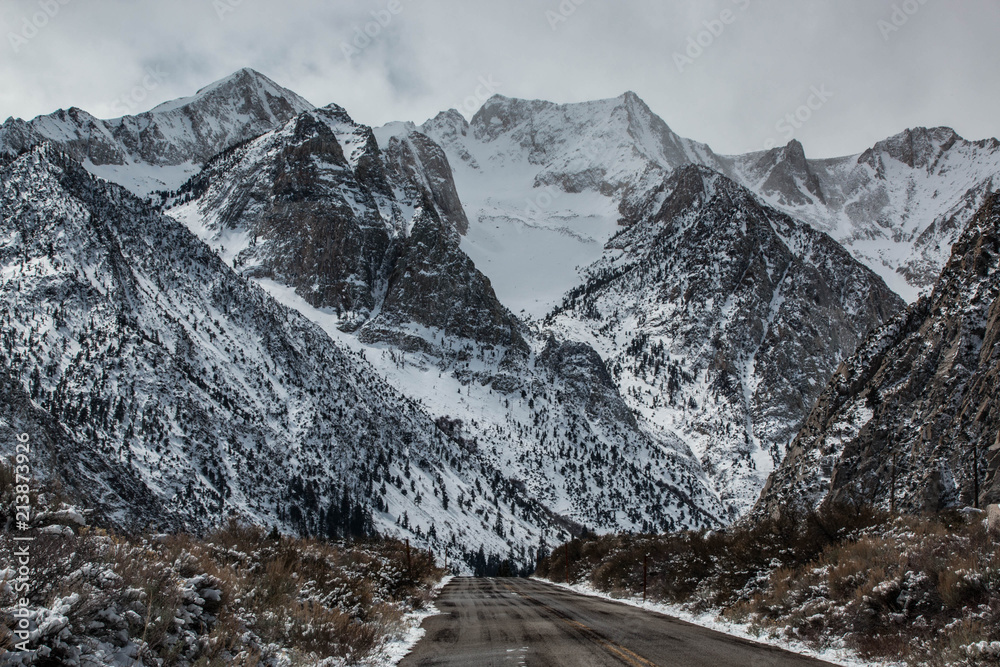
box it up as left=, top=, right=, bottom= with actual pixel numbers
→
left=399, top=577, right=838, bottom=667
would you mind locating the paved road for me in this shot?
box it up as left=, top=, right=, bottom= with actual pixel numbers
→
left=399, top=577, right=837, bottom=667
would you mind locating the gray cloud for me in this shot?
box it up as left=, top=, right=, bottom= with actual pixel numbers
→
left=1, top=0, right=997, bottom=157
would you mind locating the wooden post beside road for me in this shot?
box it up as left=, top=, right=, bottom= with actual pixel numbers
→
left=406, top=538, right=412, bottom=580
left=643, top=553, right=648, bottom=603
left=565, top=542, right=570, bottom=585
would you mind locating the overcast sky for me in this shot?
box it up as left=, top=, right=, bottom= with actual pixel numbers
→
left=1, top=0, right=997, bottom=158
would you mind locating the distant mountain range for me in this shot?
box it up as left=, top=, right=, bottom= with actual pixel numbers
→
left=3, top=68, right=996, bottom=564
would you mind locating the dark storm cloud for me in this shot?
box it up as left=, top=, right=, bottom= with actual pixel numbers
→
left=1, top=0, right=997, bottom=157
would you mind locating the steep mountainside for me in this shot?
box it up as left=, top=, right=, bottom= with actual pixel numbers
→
left=0, top=68, right=313, bottom=195
left=8, top=69, right=991, bottom=548
left=168, top=104, right=520, bottom=348
left=0, top=144, right=562, bottom=566
left=546, top=166, right=904, bottom=517
left=169, top=101, right=728, bottom=536
left=381, top=128, right=469, bottom=235
left=757, top=193, right=1000, bottom=516
left=0, top=369, right=169, bottom=530
left=727, top=128, right=1000, bottom=300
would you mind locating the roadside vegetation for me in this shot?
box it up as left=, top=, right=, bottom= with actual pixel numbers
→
left=0, top=463, right=445, bottom=666
left=537, top=505, right=1000, bottom=666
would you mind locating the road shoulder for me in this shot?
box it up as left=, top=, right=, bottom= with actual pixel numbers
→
left=536, top=578, right=900, bottom=667
left=369, top=575, right=455, bottom=666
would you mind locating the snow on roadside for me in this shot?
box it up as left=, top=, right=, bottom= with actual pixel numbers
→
left=363, top=575, right=454, bottom=667
left=540, top=579, right=904, bottom=667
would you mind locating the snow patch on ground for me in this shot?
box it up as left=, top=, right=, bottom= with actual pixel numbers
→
left=366, top=575, right=454, bottom=667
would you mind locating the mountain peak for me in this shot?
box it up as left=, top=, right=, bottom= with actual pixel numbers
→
left=618, top=90, right=651, bottom=113
left=860, top=125, right=963, bottom=171
left=421, top=108, right=469, bottom=138
left=146, top=67, right=313, bottom=117
left=0, top=67, right=318, bottom=195
left=782, top=138, right=807, bottom=161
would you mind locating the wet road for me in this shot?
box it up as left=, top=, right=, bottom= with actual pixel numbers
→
left=399, top=577, right=837, bottom=667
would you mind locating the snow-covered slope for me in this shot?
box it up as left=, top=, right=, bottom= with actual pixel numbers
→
left=401, top=95, right=999, bottom=307
left=726, top=128, right=1000, bottom=301
left=546, top=167, right=904, bottom=517
left=0, top=68, right=313, bottom=196
left=757, top=191, right=1000, bottom=517
left=0, top=144, right=562, bottom=568
left=8, top=69, right=993, bottom=545
left=167, top=101, right=729, bottom=535
left=385, top=93, right=725, bottom=318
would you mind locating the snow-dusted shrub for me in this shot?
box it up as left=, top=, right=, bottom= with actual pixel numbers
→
left=0, top=506, right=444, bottom=666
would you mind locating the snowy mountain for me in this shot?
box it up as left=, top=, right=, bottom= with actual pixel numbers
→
left=402, top=96, right=999, bottom=308
left=0, top=144, right=564, bottom=567
left=393, top=93, right=725, bottom=318
left=6, top=68, right=995, bottom=552
left=726, top=128, right=1000, bottom=300
left=166, top=100, right=728, bottom=535
left=545, top=166, right=903, bottom=516
left=756, top=192, right=1000, bottom=517
left=0, top=68, right=313, bottom=196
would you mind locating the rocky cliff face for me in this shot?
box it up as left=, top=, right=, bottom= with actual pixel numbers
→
left=363, top=205, right=527, bottom=353
left=757, top=193, right=1000, bottom=516
left=172, top=107, right=395, bottom=323
left=382, top=130, right=469, bottom=235
left=546, top=166, right=904, bottom=517
left=729, top=139, right=826, bottom=208
left=170, top=103, right=516, bottom=347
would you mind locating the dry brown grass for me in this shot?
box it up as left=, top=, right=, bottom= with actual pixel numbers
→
left=0, top=509, right=444, bottom=665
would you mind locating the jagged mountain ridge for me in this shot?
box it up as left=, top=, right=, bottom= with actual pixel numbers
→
left=392, top=92, right=727, bottom=317
left=7, top=76, right=997, bottom=305
left=545, top=166, right=904, bottom=517
left=167, top=95, right=728, bottom=536
left=757, top=192, right=1000, bottom=517
left=168, top=103, right=521, bottom=349
left=402, top=94, right=999, bottom=309
left=0, top=144, right=562, bottom=566
left=4, top=69, right=984, bottom=539
left=0, top=68, right=314, bottom=196
left=727, top=128, right=1000, bottom=300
